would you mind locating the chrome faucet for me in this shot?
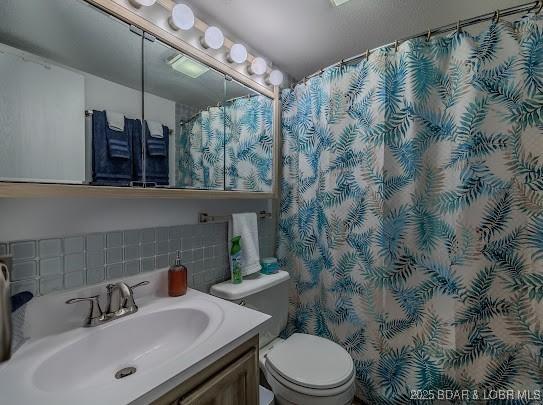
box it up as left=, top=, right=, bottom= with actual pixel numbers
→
left=106, top=281, right=148, bottom=316
left=66, top=295, right=105, bottom=327
left=67, top=280, right=149, bottom=327
left=0, top=257, right=12, bottom=363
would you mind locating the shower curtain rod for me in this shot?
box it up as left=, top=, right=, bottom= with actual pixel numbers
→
left=293, top=0, right=542, bottom=87
left=179, top=94, right=260, bottom=125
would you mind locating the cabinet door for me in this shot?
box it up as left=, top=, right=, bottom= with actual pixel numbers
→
left=179, top=349, right=258, bottom=405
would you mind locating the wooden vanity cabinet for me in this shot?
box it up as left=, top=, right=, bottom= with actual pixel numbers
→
left=152, top=335, right=259, bottom=405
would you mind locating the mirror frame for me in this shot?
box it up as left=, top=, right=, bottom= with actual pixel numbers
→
left=0, top=0, right=281, bottom=200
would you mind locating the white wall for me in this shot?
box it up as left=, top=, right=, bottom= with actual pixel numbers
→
left=0, top=198, right=272, bottom=241
left=85, top=74, right=176, bottom=129
left=0, top=45, right=85, bottom=183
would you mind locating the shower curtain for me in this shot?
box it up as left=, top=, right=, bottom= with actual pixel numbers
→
left=177, top=107, right=225, bottom=189
left=225, top=95, right=274, bottom=192
left=279, top=14, right=543, bottom=403
left=177, top=96, right=273, bottom=191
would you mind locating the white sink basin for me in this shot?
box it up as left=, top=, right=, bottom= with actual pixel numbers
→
left=0, top=289, right=269, bottom=405
left=33, top=307, right=213, bottom=392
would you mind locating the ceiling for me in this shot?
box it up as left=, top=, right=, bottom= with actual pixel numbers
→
left=0, top=0, right=531, bottom=93
left=0, top=0, right=255, bottom=110
left=184, top=0, right=526, bottom=81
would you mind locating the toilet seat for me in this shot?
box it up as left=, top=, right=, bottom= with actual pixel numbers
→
left=264, top=360, right=356, bottom=398
left=265, top=333, right=355, bottom=391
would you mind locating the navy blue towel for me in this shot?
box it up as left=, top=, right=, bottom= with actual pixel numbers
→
left=133, top=121, right=170, bottom=185
left=92, top=110, right=134, bottom=185
left=108, top=138, right=130, bottom=159
left=147, top=137, right=168, bottom=157
left=11, top=291, right=33, bottom=313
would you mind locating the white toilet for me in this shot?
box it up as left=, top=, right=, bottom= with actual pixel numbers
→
left=210, top=271, right=355, bottom=405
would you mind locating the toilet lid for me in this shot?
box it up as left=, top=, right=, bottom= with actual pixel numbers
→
left=265, top=333, right=354, bottom=390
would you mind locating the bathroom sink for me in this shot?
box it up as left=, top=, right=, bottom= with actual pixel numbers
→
left=33, top=308, right=217, bottom=391
left=33, top=307, right=214, bottom=392
left=0, top=289, right=269, bottom=405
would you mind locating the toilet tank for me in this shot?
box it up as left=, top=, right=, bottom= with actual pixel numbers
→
left=210, top=271, right=290, bottom=347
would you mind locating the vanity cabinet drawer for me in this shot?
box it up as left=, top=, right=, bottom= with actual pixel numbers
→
left=153, top=335, right=259, bottom=405
left=178, top=348, right=258, bottom=405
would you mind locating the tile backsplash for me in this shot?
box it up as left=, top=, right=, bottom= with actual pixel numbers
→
left=2, top=218, right=276, bottom=297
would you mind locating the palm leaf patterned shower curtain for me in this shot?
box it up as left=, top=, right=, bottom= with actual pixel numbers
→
left=225, top=95, right=274, bottom=192
left=177, top=107, right=225, bottom=189
left=279, top=14, right=543, bottom=403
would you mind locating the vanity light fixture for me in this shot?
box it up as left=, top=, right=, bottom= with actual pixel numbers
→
left=129, top=0, right=156, bottom=7
left=228, top=44, right=248, bottom=64
left=169, top=3, right=195, bottom=31
left=134, top=0, right=278, bottom=87
left=168, top=54, right=209, bottom=78
left=267, top=70, right=284, bottom=86
left=330, top=0, right=352, bottom=6
left=201, top=26, right=224, bottom=50
left=249, top=57, right=267, bottom=76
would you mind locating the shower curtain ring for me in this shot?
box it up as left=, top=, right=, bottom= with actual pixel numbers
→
left=426, top=28, right=432, bottom=41
left=456, top=20, right=461, bottom=33
left=494, top=9, right=501, bottom=23
left=394, top=40, right=399, bottom=52
left=365, top=49, right=370, bottom=61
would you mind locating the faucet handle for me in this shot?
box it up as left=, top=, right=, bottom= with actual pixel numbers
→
left=123, top=281, right=150, bottom=312
left=130, top=281, right=150, bottom=290
left=66, top=295, right=104, bottom=327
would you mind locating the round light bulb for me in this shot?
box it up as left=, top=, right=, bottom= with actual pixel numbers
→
left=201, top=26, right=224, bottom=50
left=169, top=4, right=194, bottom=31
left=268, top=70, right=284, bottom=86
left=228, top=44, right=248, bottom=64
left=129, top=0, right=156, bottom=7
left=250, top=57, right=267, bottom=76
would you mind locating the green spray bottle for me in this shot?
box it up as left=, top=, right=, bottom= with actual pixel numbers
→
left=230, top=235, right=243, bottom=284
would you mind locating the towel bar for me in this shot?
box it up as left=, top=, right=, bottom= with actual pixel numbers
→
left=85, top=110, right=173, bottom=135
left=199, top=211, right=272, bottom=224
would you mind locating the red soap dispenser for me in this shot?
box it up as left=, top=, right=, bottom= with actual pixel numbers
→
left=168, top=251, right=187, bottom=297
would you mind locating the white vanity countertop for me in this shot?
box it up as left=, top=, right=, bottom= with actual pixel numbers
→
left=0, top=288, right=270, bottom=405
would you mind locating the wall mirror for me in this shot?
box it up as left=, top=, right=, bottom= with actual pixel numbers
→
left=0, top=0, right=142, bottom=185
left=0, top=0, right=277, bottom=196
left=143, top=36, right=226, bottom=190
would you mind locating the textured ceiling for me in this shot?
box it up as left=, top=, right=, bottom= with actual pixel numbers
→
left=183, top=0, right=526, bottom=80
